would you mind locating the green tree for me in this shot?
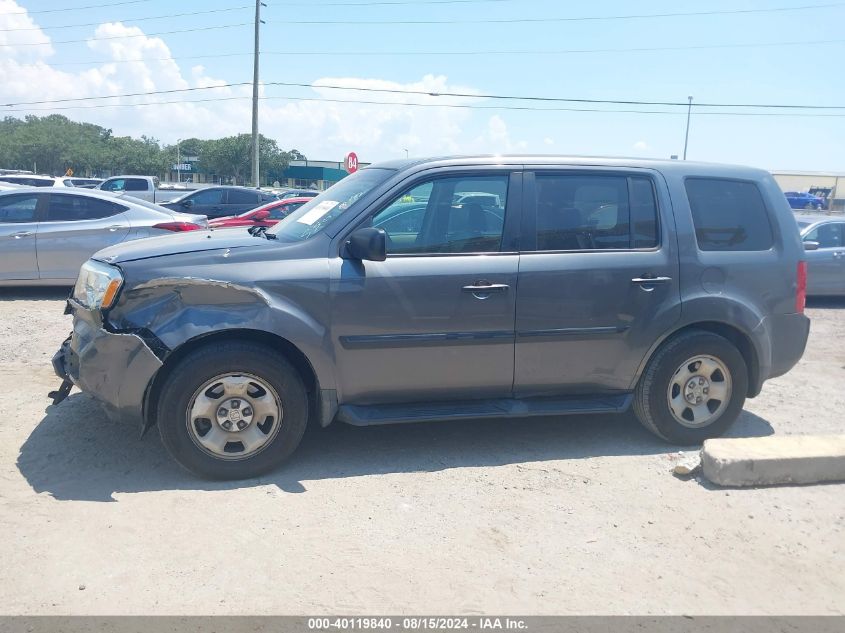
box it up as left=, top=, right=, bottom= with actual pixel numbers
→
left=0, top=115, right=304, bottom=181
left=199, top=133, right=295, bottom=185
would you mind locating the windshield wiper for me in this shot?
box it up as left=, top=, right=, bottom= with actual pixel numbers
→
left=248, top=226, right=276, bottom=240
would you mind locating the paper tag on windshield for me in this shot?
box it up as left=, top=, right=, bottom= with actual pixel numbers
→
left=296, top=200, right=337, bottom=225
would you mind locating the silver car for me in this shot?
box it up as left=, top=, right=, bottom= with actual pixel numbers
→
left=0, top=188, right=207, bottom=285
left=797, top=214, right=845, bottom=296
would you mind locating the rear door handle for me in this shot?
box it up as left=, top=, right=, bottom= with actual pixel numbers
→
left=107, top=225, right=124, bottom=232
left=11, top=231, right=34, bottom=238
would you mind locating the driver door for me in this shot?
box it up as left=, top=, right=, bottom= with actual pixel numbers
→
left=329, top=170, right=522, bottom=404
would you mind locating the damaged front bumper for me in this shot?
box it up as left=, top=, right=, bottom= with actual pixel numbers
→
left=51, top=302, right=164, bottom=428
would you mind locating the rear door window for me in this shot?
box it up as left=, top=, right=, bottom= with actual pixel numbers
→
left=45, top=194, right=125, bottom=221
left=532, top=174, right=658, bottom=250
left=685, top=178, right=774, bottom=251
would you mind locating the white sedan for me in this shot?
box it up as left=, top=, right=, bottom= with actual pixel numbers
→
left=0, top=188, right=207, bottom=285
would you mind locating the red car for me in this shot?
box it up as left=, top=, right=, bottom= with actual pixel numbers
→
left=208, top=197, right=311, bottom=229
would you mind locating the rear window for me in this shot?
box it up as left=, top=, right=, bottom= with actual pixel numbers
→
left=685, top=178, right=774, bottom=251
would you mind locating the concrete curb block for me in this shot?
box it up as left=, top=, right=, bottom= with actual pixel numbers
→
left=702, top=434, right=845, bottom=487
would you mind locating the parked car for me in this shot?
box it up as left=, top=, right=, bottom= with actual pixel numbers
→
left=208, top=197, right=311, bottom=229
left=52, top=155, right=809, bottom=479
left=0, top=188, right=207, bottom=285
left=160, top=186, right=278, bottom=219
left=63, top=177, right=103, bottom=189
left=278, top=189, right=320, bottom=200
left=784, top=191, right=826, bottom=210
left=797, top=215, right=845, bottom=295
left=97, top=175, right=186, bottom=204
left=0, top=174, right=68, bottom=187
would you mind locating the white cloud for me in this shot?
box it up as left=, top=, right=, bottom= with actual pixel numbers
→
left=633, top=140, right=650, bottom=151
left=0, top=0, right=53, bottom=60
left=543, top=137, right=554, bottom=146
left=0, top=1, right=532, bottom=162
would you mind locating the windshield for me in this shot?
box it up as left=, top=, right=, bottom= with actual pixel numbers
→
left=267, top=168, right=394, bottom=241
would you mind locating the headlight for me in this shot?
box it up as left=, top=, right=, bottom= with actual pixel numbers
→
left=73, top=260, right=124, bottom=310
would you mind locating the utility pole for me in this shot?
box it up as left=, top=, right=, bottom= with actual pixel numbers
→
left=176, top=138, right=181, bottom=184
left=251, top=0, right=264, bottom=188
left=683, top=96, right=693, bottom=160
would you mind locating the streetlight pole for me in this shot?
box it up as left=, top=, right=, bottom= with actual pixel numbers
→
left=250, top=0, right=263, bottom=188
left=176, top=138, right=181, bottom=183
left=683, top=96, right=693, bottom=160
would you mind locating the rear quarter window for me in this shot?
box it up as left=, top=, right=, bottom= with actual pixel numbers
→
left=685, top=178, right=774, bottom=251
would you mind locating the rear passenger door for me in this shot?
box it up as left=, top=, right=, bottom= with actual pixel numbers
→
left=803, top=222, right=845, bottom=295
left=36, top=193, right=130, bottom=280
left=514, top=169, right=681, bottom=395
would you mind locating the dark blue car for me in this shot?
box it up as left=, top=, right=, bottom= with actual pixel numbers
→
left=784, top=191, right=826, bottom=210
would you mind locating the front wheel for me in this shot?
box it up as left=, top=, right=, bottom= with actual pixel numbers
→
left=157, top=340, right=309, bottom=479
left=633, top=331, right=748, bottom=445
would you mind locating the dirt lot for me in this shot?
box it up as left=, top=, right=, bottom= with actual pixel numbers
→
left=0, top=288, right=842, bottom=615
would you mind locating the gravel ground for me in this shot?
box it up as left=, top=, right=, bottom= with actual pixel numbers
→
left=0, top=288, right=842, bottom=615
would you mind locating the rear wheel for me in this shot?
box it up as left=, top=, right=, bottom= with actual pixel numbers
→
left=634, top=331, right=748, bottom=444
left=157, top=340, right=309, bottom=479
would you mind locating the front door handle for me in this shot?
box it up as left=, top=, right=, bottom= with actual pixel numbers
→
left=462, top=282, right=509, bottom=299
left=631, top=275, right=672, bottom=284
left=11, top=231, right=34, bottom=239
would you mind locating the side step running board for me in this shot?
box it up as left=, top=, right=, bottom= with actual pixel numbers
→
left=337, top=394, right=632, bottom=427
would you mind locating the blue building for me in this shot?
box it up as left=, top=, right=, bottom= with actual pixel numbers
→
left=279, top=159, right=370, bottom=191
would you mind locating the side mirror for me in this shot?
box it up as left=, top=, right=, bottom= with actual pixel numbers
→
left=181, top=199, right=194, bottom=208
left=346, top=227, right=387, bottom=262
left=803, top=240, right=820, bottom=251
left=253, top=209, right=271, bottom=220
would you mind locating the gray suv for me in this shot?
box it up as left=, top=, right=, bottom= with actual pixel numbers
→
left=52, top=156, right=810, bottom=479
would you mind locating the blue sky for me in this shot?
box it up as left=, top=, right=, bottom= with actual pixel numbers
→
left=3, top=0, right=844, bottom=170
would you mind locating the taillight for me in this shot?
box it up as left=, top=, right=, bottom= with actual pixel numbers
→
left=796, top=261, right=807, bottom=313
left=152, top=222, right=202, bottom=232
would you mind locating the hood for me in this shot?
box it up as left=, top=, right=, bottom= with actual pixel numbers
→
left=94, top=228, right=267, bottom=264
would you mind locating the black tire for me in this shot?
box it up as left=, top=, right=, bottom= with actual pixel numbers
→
left=157, top=340, right=309, bottom=479
left=633, top=330, right=748, bottom=445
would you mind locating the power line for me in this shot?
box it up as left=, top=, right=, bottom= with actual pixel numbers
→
left=1, top=83, right=250, bottom=107
left=0, top=22, right=253, bottom=47
left=4, top=0, right=155, bottom=13
left=0, top=5, right=252, bottom=32
left=6, top=94, right=845, bottom=118
left=270, top=2, right=845, bottom=24
left=5, top=80, right=845, bottom=110
left=41, top=38, right=845, bottom=67
left=267, top=81, right=845, bottom=110
left=276, top=0, right=514, bottom=4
